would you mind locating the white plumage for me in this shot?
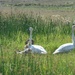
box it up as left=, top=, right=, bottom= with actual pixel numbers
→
left=53, top=25, right=75, bottom=54
left=31, top=45, right=47, bottom=54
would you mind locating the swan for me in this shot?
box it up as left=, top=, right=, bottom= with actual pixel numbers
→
left=53, top=25, right=75, bottom=54
left=17, top=27, right=47, bottom=54
left=24, top=27, right=47, bottom=54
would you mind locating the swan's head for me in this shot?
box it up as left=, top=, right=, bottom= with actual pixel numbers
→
left=29, top=27, right=33, bottom=32
left=72, top=25, right=75, bottom=28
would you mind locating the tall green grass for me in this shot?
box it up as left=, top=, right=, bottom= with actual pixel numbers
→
left=0, top=12, right=75, bottom=75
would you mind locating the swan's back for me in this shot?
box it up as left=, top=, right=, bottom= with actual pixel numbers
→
left=53, top=43, right=74, bottom=54
left=29, top=45, right=47, bottom=54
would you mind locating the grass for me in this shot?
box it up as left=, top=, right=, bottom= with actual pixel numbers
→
left=0, top=12, right=75, bottom=75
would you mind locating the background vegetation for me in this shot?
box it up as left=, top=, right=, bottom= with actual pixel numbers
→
left=0, top=0, right=75, bottom=75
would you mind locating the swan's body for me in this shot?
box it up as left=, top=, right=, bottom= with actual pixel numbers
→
left=53, top=43, right=74, bottom=54
left=53, top=25, right=75, bottom=54
left=30, top=45, right=47, bottom=54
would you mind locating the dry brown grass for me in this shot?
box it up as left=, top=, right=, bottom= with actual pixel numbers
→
left=0, top=6, right=75, bottom=22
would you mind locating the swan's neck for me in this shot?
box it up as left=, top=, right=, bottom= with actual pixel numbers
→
left=72, top=26, right=75, bottom=47
left=29, top=30, right=32, bottom=45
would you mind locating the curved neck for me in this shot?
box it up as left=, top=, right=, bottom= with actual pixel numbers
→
left=29, top=27, right=33, bottom=45
left=29, top=30, right=32, bottom=45
left=72, top=25, right=75, bottom=46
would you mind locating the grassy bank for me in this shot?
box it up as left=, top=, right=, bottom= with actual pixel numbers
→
left=0, top=13, right=75, bottom=75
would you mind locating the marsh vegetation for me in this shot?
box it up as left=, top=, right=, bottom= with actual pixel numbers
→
left=0, top=0, right=75, bottom=75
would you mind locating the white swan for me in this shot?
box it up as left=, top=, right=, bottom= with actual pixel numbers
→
left=24, top=27, right=47, bottom=54
left=53, top=25, right=75, bottom=54
left=17, top=27, right=47, bottom=54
